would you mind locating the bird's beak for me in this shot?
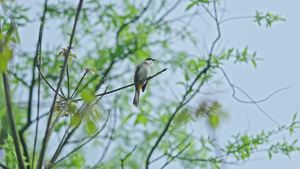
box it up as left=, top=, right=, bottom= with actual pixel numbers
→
left=153, top=59, right=156, bottom=61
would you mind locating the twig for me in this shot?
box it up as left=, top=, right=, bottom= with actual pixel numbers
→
left=67, top=65, right=70, bottom=97
left=51, top=111, right=111, bottom=168
left=49, top=125, right=71, bottom=165
left=70, top=70, right=87, bottom=98
left=93, top=106, right=118, bottom=167
left=2, top=73, right=26, bottom=169
left=220, top=16, right=254, bottom=24
left=72, top=68, right=168, bottom=102
left=217, top=67, right=280, bottom=125
left=121, top=145, right=137, bottom=169
left=208, top=0, right=221, bottom=61
left=36, top=0, right=84, bottom=168
left=37, top=66, right=65, bottom=99
left=7, top=70, right=29, bottom=87
left=154, top=0, right=181, bottom=24
left=160, top=143, right=190, bottom=169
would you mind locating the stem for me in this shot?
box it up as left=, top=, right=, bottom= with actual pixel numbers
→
left=2, top=73, right=26, bottom=169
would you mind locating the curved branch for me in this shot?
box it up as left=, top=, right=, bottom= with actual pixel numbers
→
left=217, top=67, right=280, bottom=126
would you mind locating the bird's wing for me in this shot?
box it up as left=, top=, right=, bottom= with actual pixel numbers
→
left=134, top=64, right=141, bottom=89
left=142, top=81, right=148, bottom=92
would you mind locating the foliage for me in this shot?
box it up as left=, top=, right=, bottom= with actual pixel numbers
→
left=0, top=0, right=298, bottom=169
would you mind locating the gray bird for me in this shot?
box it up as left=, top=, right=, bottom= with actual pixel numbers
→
left=133, top=58, right=156, bottom=107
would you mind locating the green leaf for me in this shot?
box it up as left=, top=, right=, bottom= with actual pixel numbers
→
left=209, top=114, right=219, bottom=128
left=185, top=2, right=197, bottom=11
left=0, top=47, right=13, bottom=73
left=70, top=114, right=81, bottom=126
left=87, top=120, right=96, bottom=134
left=134, top=114, right=147, bottom=126
left=252, top=60, right=257, bottom=68
left=81, top=90, right=95, bottom=103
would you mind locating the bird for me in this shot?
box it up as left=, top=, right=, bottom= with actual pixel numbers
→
left=133, top=58, right=156, bottom=107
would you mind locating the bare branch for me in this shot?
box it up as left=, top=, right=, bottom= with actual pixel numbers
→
left=32, top=1, right=49, bottom=168
left=49, top=125, right=71, bottom=165
left=70, top=70, right=87, bottom=98
left=94, top=106, right=118, bottom=167
left=217, top=67, right=281, bottom=125
left=220, top=16, right=254, bottom=24
left=36, top=0, right=84, bottom=168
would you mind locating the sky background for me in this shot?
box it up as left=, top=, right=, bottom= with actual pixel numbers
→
left=12, top=0, right=300, bottom=168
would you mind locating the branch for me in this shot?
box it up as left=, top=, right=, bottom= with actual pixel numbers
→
left=145, top=66, right=209, bottom=168
left=208, top=0, right=221, bottom=61
left=94, top=106, right=118, bottom=167
left=70, top=70, right=87, bottom=98
left=32, top=1, right=49, bottom=168
left=160, top=143, right=190, bottom=169
left=49, top=125, right=71, bottom=165
left=36, top=0, right=84, bottom=168
left=2, top=73, right=26, bottom=169
left=217, top=67, right=280, bottom=125
left=0, top=162, right=9, bottom=169
left=72, top=68, right=168, bottom=102
left=51, top=111, right=111, bottom=168
left=121, top=145, right=137, bottom=169
left=220, top=16, right=255, bottom=24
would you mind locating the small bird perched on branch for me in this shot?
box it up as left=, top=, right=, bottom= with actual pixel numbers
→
left=133, top=58, right=156, bottom=107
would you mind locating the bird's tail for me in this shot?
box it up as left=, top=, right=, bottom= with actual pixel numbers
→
left=133, top=90, right=140, bottom=107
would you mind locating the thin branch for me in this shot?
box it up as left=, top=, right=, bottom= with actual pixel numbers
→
left=154, top=0, right=181, bottom=24
left=67, top=65, right=70, bottom=98
left=150, top=131, right=193, bottom=164
left=70, top=70, right=87, bottom=98
left=7, top=70, right=29, bottom=87
left=51, top=111, right=111, bottom=168
left=0, top=162, right=9, bottom=169
left=160, top=143, right=190, bottom=169
left=208, top=0, right=221, bottom=61
left=36, top=0, right=84, bottom=168
left=218, top=67, right=280, bottom=125
left=49, top=125, right=71, bottom=164
left=220, top=16, right=254, bottom=24
left=121, top=145, right=137, bottom=169
left=94, top=106, right=118, bottom=167
left=32, top=1, right=49, bottom=168
left=72, top=68, right=168, bottom=102
left=37, top=66, right=65, bottom=99
left=2, top=73, right=26, bottom=169
left=145, top=66, right=209, bottom=169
